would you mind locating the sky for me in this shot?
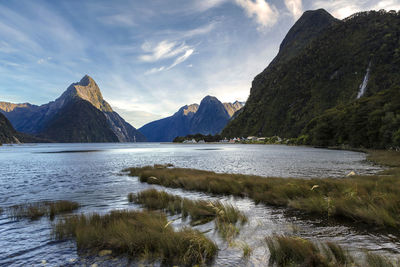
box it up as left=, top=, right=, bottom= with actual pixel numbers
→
left=0, top=0, right=399, bottom=127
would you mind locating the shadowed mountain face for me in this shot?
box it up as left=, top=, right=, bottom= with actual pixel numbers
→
left=139, top=96, right=243, bottom=142
left=0, top=75, right=146, bottom=143
left=222, top=9, right=400, bottom=148
left=0, top=113, right=45, bottom=144
left=0, top=112, right=19, bottom=144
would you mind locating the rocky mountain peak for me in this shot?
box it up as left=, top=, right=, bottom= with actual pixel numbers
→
left=60, top=75, right=113, bottom=112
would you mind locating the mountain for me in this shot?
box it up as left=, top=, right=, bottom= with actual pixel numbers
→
left=0, top=75, right=146, bottom=143
left=0, top=112, right=20, bottom=144
left=222, top=9, right=400, bottom=148
left=0, top=113, right=46, bottom=144
left=139, top=96, right=243, bottom=142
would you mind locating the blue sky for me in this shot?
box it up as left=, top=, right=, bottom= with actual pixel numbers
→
left=0, top=0, right=399, bottom=127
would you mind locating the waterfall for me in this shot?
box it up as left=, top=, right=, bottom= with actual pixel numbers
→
left=357, top=61, right=371, bottom=99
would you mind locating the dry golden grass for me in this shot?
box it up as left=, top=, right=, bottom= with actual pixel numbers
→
left=52, top=209, right=217, bottom=266
left=131, top=189, right=247, bottom=240
left=266, top=235, right=400, bottom=267
left=125, top=150, right=400, bottom=229
left=8, top=200, right=79, bottom=220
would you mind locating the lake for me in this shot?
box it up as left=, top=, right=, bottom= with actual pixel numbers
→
left=1, top=143, right=396, bottom=266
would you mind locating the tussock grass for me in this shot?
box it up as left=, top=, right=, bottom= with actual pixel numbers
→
left=126, top=151, right=400, bottom=228
left=266, top=235, right=354, bottom=267
left=366, top=253, right=399, bottom=267
left=8, top=200, right=79, bottom=220
left=131, top=189, right=247, bottom=240
left=52, top=210, right=217, bottom=266
left=266, top=235, right=400, bottom=267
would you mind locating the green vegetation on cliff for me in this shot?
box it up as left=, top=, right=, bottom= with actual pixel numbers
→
left=222, top=10, right=400, bottom=148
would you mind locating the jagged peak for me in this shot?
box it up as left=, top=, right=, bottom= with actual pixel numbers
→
left=57, top=75, right=113, bottom=112
left=78, top=74, right=95, bottom=86
left=174, top=103, right=199, bottom=117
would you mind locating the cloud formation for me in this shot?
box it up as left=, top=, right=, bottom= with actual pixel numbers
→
left=284, top=0, right=303, bottom=20
left=234, top=0, right=279, bottom=29
left=140, top=40, right=195, bottom=74
left=312, top=0, right=400, bottom=19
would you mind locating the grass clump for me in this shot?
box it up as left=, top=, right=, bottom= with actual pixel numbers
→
left=8, top=200, right=79, bottom=220
left=366, top=253, right=399, bottom=267
left=266, top=235, right=400, bottom=267
left=126, top=152, right=400, bottom=229
left=52, top=210, right=217, bottom=266
left=131, top=189, right=247, bottom=240
left=266, top=235, right=354, bottom=267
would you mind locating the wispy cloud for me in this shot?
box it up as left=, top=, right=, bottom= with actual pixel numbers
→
left=37, top=57, right=52, bottom=64
left=140, top=40, right=195, bottom=74
left=312, top=0, right=400, bottom=19
left=284, top=0, right=303, bottom=20
left=101, top=14, right=136, bottom=26
left=234, top=0, right=279, bottom=29
left=139, top=41, right=193, bottom=62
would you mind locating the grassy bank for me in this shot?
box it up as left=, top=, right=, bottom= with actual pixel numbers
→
left=131, top=189, right=247, bottom=239
left=125, top=151, right=400, bottom=229
left=52, top=210, right=217, bottom=266
left=266, top=235, right=399, bottom=267
left=8, top=200, right=79, bottom=220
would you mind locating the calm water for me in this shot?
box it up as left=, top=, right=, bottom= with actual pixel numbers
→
left=0, top=143, right=396, bottom=266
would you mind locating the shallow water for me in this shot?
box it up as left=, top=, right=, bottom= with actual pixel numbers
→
left=0, top=143, right=395, bottom=266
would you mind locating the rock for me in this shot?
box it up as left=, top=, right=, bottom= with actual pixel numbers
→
left=98, top=249, right=112, bottom=257
left=346, top=171, right=356, bottom=177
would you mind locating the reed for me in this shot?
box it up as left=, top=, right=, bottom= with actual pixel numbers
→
left=131, top=189, right=247, bottom=239
left=8, top=200, right=79, bottom=220
left=125, top=150, right=400, bottom=229
left=52, top=209, right=217, bottom=266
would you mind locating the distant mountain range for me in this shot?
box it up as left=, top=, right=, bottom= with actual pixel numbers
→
left=0, top=75, right=146, bottom=143
left=222, top=9, right=400, bottom=148
left=139, top=96, right=244, bottom=142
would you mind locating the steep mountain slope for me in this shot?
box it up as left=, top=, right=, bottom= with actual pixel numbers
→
left=190, top=96, right=231, bottom=135
left=0, top=75, right=146, bottom=142
left=0, top=112, right=20, bottom=143
left=139, top=96, right=243, bottom=142
left=39, top=99, right=119, bottom=143
left=0, top=113, right=44, bottom=144
left=222, top=10, right=400, bottom=148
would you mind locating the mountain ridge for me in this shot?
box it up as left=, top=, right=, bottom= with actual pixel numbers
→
left=0, top=75, right=146, bottom=143
left=139, top=96, right=243, bottom=142
left=222, top=9, right=400, bottom=148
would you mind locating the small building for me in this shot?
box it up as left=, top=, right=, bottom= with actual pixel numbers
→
left=247, top=136, right=257, bottom=141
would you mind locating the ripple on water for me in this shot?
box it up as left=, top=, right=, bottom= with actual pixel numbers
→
left=0, top=143, right=391, bottom=266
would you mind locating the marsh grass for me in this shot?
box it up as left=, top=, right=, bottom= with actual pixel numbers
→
left=266, top=235, right=354, bottom=267
left=366, top=253, right=399, bottom=267
left=266, top=235, right=400, bottom=267
left=52, top=210, right=217, bottom=266
left=126, top=153, right=400, bottom=228
left=8, top=200, right=79, bottom=220
left=131, top=189, right=247, bottom=240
